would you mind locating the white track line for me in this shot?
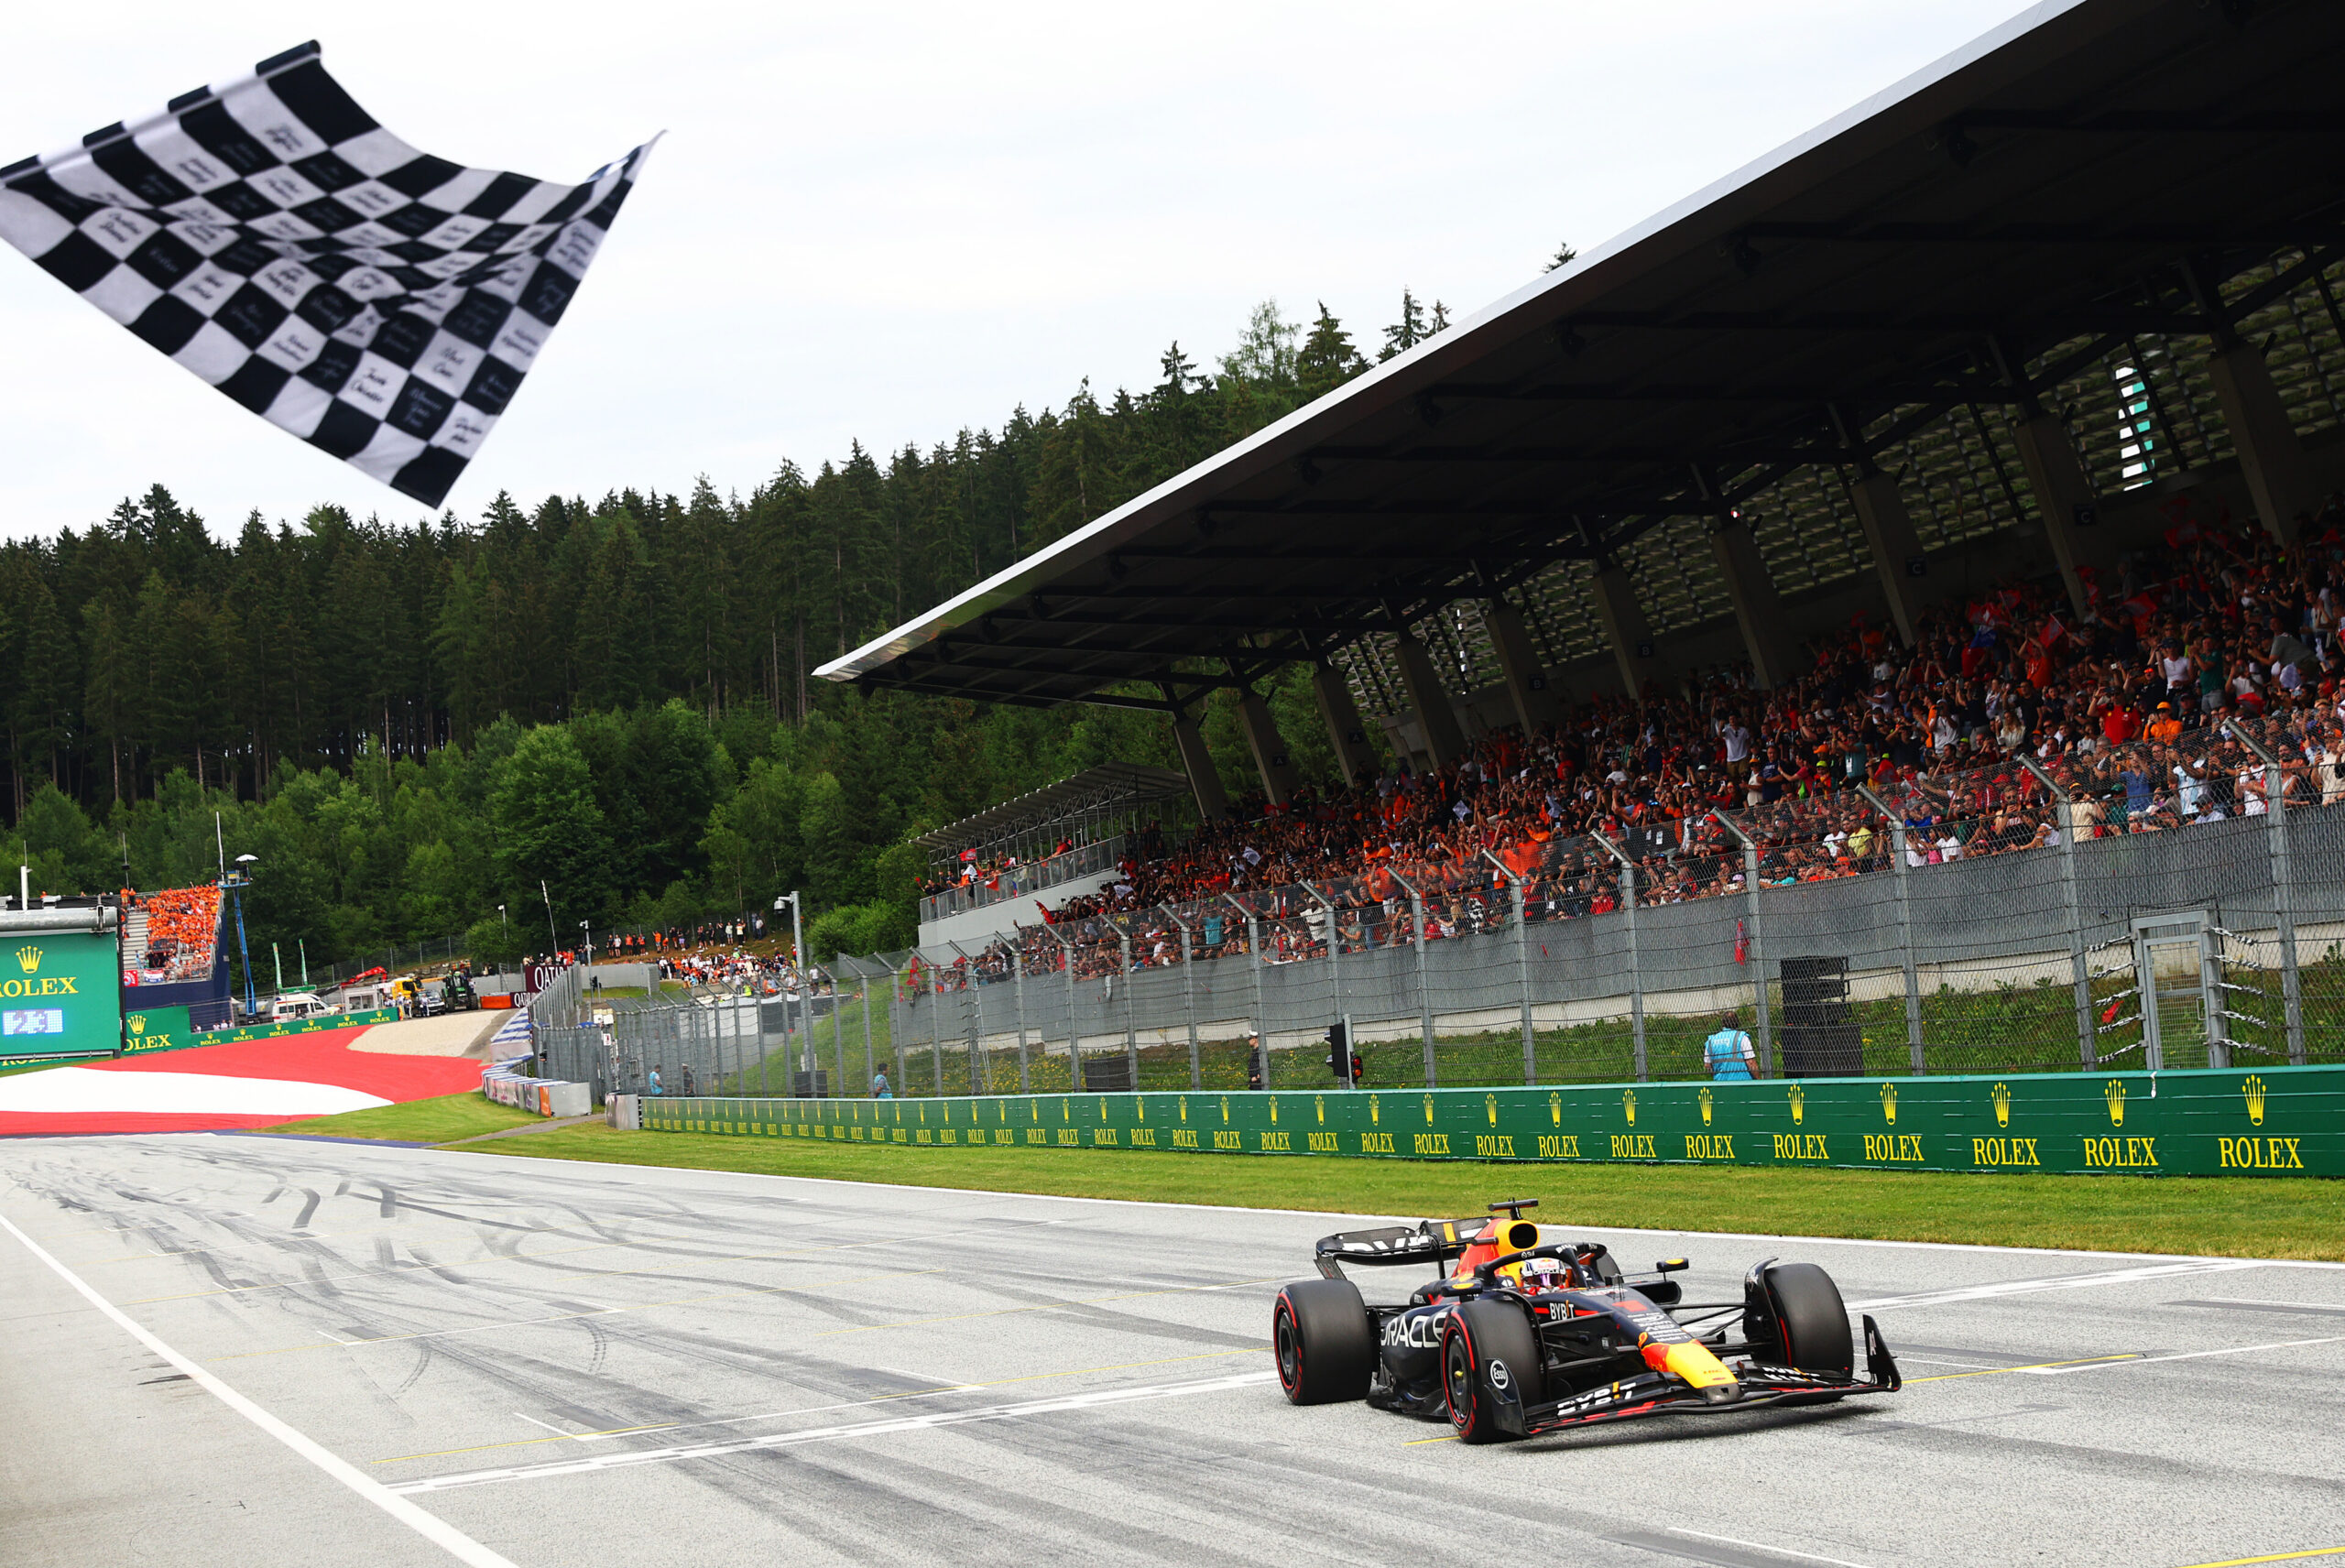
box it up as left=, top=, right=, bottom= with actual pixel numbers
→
left=1668, top=1526, right=1878, bottom=1567
left=390, top=1370, right=1280, bottom=1495
left=1853, top=1259, right=2263, bottom=1312
left=0, top=1210, right=519, bottom=1568
left=2023, top=1335, right=2345, bottom=1375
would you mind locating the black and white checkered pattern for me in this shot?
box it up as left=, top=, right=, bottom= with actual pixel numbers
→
left=0, top=42, right=649, bottom=507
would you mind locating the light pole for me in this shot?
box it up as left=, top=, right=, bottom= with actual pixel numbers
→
left=229, top=854, right=258, bottom=1019
left=775, top=893, right=807, bottom=1082
left=582, top=919, right=594, bottom=987
left=540, top=880, right=558, bottom=951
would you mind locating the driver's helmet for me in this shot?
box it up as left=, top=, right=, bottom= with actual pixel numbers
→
left=1500, top=1252, right=1575, bottom=1292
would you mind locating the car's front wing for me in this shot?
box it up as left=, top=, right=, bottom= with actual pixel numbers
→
left=1499, top=1315, right=1903, bottom=1437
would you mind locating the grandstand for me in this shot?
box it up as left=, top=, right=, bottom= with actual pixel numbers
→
left=810, top=0, right=2345, bottom=1094
left=120, top=884, right=232, bottom=1027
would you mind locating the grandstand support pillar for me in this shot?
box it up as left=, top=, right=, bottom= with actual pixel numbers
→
left=2011, top=413, right=2099, bottom=619
left=1848, top=470, right=1927, bottom=647
left=2208, top=340, right=2319, bottom=543
left=1590, top=564, right=1664, bottom=700
left=1708, top=517, right=1796, bottom=689
left=1237, top=688, right=1301, bottom=807
left=1170, top=711, right=1229, bottom=822
left=1312, top=660, right=1383, bottom=787
left=1593, top=832, right=1648, bottom=1082
left=1392, top=633, right=1467, bottom=769
left=1857, top=785, right=1925, bottom=1073
left=1482, top=600, right=1561, bottom=734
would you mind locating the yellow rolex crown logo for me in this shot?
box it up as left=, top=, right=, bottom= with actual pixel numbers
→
left=1881, top=1083, right=1898, bottom=1125
left=1486, top=1093, right=1498, bottom=1127
left=1991, top=1082, right=2012, bottom=1128
left=2104, top=1079, right=2127, bottom=1127
left=1269, top=1097, right=1279, bottom=1124
left=1178, top=1096, right=1188, bottom=1124
left=1219, top=1096, right=1229, bottom=1123
left=1548, top=1091, right=1562, bottom=1127
left=1623, top=1088, right=1638, bottom=1126
left=1314, top=1095, right=1325, bottom=1125
left=2243, top=1074, right=2267, bottom=1127
left=1423, top=1094, right=1434, bottom=1125
left=126, top=1013, right=147, bottom=1036
left=1698, top=1085, right=1714, bottom=1126
left=13, top=945, right=39, bottom=974
left=1788, top=1084, right=1805, bottom=1125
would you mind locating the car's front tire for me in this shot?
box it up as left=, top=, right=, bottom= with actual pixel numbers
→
left=1273, top=1279, right=1374, bottom=1405
left=1749, top=1261, right=1853, bottom=1404
left=1442, top=1299, right=1543, bottom=1443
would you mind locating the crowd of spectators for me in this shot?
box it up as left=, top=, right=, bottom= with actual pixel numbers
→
left=918, top=492, right=2345, bottom=995
left=127, top=885, right=221, bottom=984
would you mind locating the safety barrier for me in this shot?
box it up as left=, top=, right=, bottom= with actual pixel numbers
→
left=117, top=1006, right=400, bottom=1055
left=637, top=1062, right=2341, bottom=1178
left=483, top=1058, right=591, bottom=1117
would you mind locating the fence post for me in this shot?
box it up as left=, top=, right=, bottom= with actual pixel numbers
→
left=1164, top=909, right=1201, bottom=1089
left=953, top=942, right=986, bottom=1095
left=2226, top=722, right=2307, bottom=1065
left=1011, top=947, right=1031, bottom=1094
left=1592, top=833, right=1646, bottom=1082
left=1118, top=930, right=1140, bottom=1091
left=1479, top=851, right=1533, bottom=1085
left=1052, top=923, right=1080, bottom=1089
left=929, top=953, right=944, bottom=1093
left=1858, top=785, right=1927, bottom=1074
left=2020, top=760, right=2095, bottom=1073
left=1388, top=869, right=1438, bottom=1088
left=1303, top=883, right=1345, bottom=1081
left=1708, top=811, right=1772, bottom=1077
left=1225, top=894, right=1268, bottom=1089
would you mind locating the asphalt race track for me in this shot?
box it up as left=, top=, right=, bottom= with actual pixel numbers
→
left=2, top=1138, right=2341, bottom=1568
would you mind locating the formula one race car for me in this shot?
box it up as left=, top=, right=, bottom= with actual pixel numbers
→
left=1271, top=1199, right=1901, bottom=1443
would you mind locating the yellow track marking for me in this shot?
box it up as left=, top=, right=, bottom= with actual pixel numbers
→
left=1904, top=1353, right=2142, bottom=1382
left=2166, top=1550, right=2345, bottom=1567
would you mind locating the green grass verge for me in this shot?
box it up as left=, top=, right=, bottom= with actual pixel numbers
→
left=265, top=1091, right=541, bottom=1144
left=456, top=1124, right=2345, bottom=1261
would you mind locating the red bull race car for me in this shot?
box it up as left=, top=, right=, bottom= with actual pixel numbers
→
left=1272, top=1199, right=1901, bottom=1443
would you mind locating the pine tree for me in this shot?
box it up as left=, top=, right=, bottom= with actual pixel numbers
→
left=1379, top=289, right=1431, bottom=361
left=1546, top=241, right=1579, bottom=272
left=1297, top=302, right=1369, bottom=404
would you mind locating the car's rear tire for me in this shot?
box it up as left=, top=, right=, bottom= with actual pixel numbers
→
left=1272, top=1279, right=1374, bottom=1405
left=1442, top=1299, right=1543, bottom=1443
left=1753, top=1261, right=1851, bottom=1404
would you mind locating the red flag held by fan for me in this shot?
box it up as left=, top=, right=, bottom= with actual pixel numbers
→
left=1733, top=919, right=1749, bottom=965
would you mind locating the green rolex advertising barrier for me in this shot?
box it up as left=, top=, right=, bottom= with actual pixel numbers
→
left=640, top=1064, right=2342, bottom=1178
left=0, top=911, right=121, bottom=1070
left=117, top=1005, right=401, bottom=1055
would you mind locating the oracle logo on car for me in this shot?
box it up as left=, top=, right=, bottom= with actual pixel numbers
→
left=1382, top=1308, right=1449, bottom=1350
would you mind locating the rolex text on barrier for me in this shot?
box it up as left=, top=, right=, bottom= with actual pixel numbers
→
left=634, top=1065, right=2342, bottom=1178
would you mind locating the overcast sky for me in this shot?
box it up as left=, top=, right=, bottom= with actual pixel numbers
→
left=0, top=0, right=2039, bottom=540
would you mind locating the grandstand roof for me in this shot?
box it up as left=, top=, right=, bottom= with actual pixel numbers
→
left=818, top=0, right=2345, bottom=712
left=911, top=762, right=1190, bottom=854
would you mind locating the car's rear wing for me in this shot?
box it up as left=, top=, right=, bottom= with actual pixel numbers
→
left=1313, top=1219, right=1483, bottom=1279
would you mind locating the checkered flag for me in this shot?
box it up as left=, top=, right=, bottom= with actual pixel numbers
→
left=0, top=42, right=650, bottom=506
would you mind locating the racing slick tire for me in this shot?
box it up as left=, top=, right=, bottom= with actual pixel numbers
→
left=1754, top=1262, right=1852, bottom=1404
left=1273, top=1279, right=1375, bottom=1405
left=1442, top=1299, right=1544, bottom=1443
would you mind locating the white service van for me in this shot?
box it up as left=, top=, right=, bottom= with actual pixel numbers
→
left=270, top=992, right=337, bottom=1022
